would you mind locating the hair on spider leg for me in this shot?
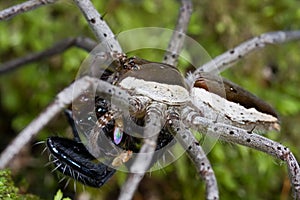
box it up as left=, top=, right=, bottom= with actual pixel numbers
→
left=56, top=170, right=73, bottom=189
left=44, top=157, right=57, bottom=167
left=41, top=146, right=48, bottom=155
left=213, top=114, right=220, bottom=124
left=64, top=178, right=71, bottom=190
left=73, top=178, right=77, bottom=193
left=61, top=164, right=67, bottom=175
left=46, top=134, right=117, bottom=187
left=58, top=175, right=67, bottom=184
left=51, top=163, right=63, bottom=173
left=247, top=125, right=256, bottom=134
left=32, top=140, right=46, bottom=146
left=31, top=140, right=50, bottom=159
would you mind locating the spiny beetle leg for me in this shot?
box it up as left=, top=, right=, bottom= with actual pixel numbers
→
left=47, top=136, right=116, bottom=187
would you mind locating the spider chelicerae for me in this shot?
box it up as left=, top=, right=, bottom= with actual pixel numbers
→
left=1, top=0, right=300, bottom=199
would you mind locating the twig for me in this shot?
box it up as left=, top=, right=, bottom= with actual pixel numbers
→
left=118, top=103, right=167, bottom=200
left=0, top=76, right=132, bottom=169
left=193, top=30, right=300, bottom=76
left=0, top=0, right=57, bottom=21
left=0, top=37, right=97, bottom=74
left=73, top=0, right=122, bottom=52
left=163, top=0, right=193, bottom=66
left=173, top=119, right=219, bottom=200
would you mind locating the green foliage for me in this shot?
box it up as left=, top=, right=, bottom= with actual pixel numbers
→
left=53, top=190, right=71, bottom=200
left=0, top=169, right=40, bottom=200
left=0, top=0, right=300, bottom=199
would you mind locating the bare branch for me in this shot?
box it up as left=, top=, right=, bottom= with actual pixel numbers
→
left=118, top=103, right=167, bottom=200
left=182, top=107, right=300, bottom=199
left=73, top=0, right=122, bottom=52
left=173, top=119, right=219, bottom=200
left=0, top=76, right=132, bottom=169
left=0, top=37, right=97, bottom=74
left=193, top=30, right=300, bottom=76
left=0, top=0, right=57, bottom=21
left=163, top=0, right=193, bottom=66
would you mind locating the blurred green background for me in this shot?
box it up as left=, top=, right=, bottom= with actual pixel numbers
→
left=1, top=0, right=300, bottom=199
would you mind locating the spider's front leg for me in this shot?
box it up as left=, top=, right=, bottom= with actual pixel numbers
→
left=182, top=107, right=300, bottom=198
left=168, top=114, right=219, bottom=200
left=189, top=73, right=279, bottom=131
left=46, top=109, right=116, bottom=188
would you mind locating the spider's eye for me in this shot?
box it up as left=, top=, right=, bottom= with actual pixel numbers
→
left=113, top=127, right=123, bottom=145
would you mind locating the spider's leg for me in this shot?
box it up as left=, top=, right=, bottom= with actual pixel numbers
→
left=64, top=109, right=81, bottom=142
left=46, top=81, right=133, bottom=187
left=144, top=107, right=179, bottom=169
left=0, top=76, right=107, bottom=169
left=119, top=102, right=167, bottom=200
left=191, top=30, right=300, bottom=74
left=170, top=117, right=219, bottom=200
left=44, top=76, right=134, bottom=187
left=163, top=0, right=193, bottom=66
left=183, top=107, right=300, bottom=198
left=73, top=0, right=122, bottom=52
left=129, top=101, right=167, bottom=172
left=190, top=83, right=279, bottom=131
left=46, top=136, right=116, bottom=188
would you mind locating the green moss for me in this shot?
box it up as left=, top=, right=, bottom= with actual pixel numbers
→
left=0, top=169, right=40, bottom=200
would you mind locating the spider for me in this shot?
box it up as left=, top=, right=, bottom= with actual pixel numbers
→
left=46, top=53, right=182, bottom=187
left=1, top=0, right=300, bottom=199
left=45, top=46, right=297, bottom=200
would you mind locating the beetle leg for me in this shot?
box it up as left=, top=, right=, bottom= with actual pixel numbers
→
left=47, top=109, right=116, bottom=187
left=64, top=109, right=81, bottom=142
left=46, top=136, right=116, bottom=188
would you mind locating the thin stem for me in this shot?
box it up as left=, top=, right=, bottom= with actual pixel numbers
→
left=0, top=37, right=97, bottom=74
left=0, top=0, right=57, bottom=21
